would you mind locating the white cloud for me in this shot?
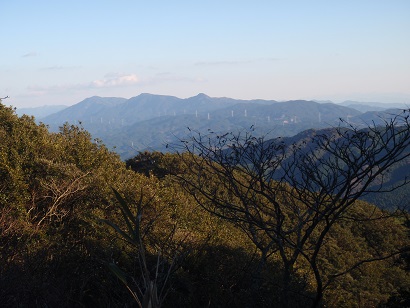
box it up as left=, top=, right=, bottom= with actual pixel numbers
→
left=90, top=73, right=140, bottom=88
left=27, top=73, right=141, bottom=95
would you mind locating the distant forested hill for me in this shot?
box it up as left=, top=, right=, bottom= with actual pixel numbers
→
left=15, top=105, right=67, bottom=119
left=262, top=126, right=410, bottom=211
left=41, top=93, right=362, bottom=158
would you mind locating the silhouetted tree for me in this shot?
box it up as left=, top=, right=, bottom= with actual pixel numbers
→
left=173, top=111, right=410, bottom=307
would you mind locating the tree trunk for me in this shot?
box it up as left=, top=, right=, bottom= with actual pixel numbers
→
left=310, top=261, right=323, bottom=308
left=281, top=263, right=293, bottom=308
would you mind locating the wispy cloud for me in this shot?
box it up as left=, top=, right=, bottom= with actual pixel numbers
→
left=22, top=52, right=38, bottom=58
left=195, top=60, right=252, bottom=66
left=152, top=73, right=206, bottom=83
left=90, top=73, right=140, bottom=88
left=27, top=73, right=141, bottom=95
left=40, top=65, right=82, bottom=71
left=26, top=72, right=205, bottom=98
left=195, top=58, right=281, bottom=66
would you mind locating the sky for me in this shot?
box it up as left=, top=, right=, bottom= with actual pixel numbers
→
left=1, top=0, right=409, bottom=108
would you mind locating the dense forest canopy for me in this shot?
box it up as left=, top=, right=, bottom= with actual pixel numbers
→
left=0, top=103, right=409, bottom=307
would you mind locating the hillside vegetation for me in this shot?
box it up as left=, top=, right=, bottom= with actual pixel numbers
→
left=1, top=103, right=409, bottom=307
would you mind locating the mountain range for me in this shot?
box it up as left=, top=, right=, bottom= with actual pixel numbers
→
left=28, top=93, right=406, bottom=159
left=16, top=105, right=67, bottom=119
left=13, top=93, right=410, bottom=209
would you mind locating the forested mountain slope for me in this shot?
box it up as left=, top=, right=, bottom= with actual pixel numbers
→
left=1, top=102, right=409, bottom=307
left=271, top=126, right=410, bottom=210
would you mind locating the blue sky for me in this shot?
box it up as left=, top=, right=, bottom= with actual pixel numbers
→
left=1, top=1, right=409, bottom=107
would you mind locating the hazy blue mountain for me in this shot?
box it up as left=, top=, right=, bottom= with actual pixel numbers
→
left=41, top=94, right=361, bottom=159
left=348, top=108, right=408, bottom=127
left=42, top=93, right=243, bottom=131
left=263, top=127, right=410, bottom=211
left=16, top=105, right=67, bottom=119
left=43, top=96, right=127, bottom=127
left=312, top=100, right=335, bottom=104
left=339, top=100, right=408, bottom=112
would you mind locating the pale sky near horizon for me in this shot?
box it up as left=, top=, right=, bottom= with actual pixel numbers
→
left=1, top=1, right=409, bottom=107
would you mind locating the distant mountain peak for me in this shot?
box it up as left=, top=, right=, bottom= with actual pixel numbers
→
left=131, top=93, right=180, bottom=101
left=137, top=93, right=153, bottom=97
left=194, top=93, right=210, bottom=99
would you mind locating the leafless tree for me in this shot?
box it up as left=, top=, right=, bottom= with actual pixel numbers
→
left=0, top=96, right=9, bottom=106
left=26, top=160, right=90, bottom=226
left=173, top=111, right=410, bottom=307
